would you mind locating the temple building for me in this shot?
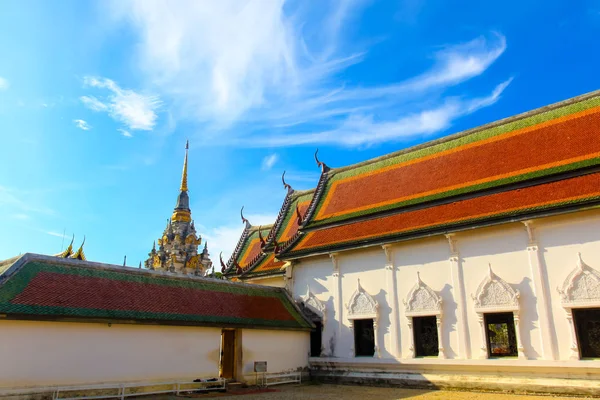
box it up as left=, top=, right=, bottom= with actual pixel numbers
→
left=224, top=90, right=600, bottom=394
left=145, top=141, right=213, bottom=275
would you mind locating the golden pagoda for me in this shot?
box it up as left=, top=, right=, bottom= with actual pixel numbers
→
left=145, top=141, right=212, bottom=275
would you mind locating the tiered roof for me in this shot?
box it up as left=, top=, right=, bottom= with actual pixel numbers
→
left=277, top=90, right=600, bottom=258
left=0, top=254, right=312, bottom=330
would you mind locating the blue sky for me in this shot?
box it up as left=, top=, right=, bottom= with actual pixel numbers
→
left=1, top=0, right=600, bottom=267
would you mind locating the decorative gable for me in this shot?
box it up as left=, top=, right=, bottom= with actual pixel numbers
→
left=346, top=279, right=378, bottom=320
left=472, top=264, right=520, bottom=312
left=404, top=272, right=442, bottom=317
left=558, top=253, right=600, bottom=306
left=300, top=287, right=326, bottom=322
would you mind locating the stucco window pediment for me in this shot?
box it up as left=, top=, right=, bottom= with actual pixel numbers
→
left=558, top=253, right=600, bottom=308
left=346, top=279, right=378, bottom=321
left=472, top=264, right=520, bottom=313
left=404, top=272, right=442, bottom=317
left=300, top=288, right=327, bottom=321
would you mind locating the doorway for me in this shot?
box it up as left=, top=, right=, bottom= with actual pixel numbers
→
left=413, top=316, right=439, bottom=357
left=310, top=321, right=323, bottom=357
left=573, top=308, right=600, bottom=358
left=220, top=329, right=236, bottom=379
left=353, top=319, right=375, bottom=357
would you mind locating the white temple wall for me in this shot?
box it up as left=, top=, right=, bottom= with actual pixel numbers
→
left=292, top=255, right=336, bottom=356
left=338, top=249, right=388, bottom=358
left=291, top=209, right=600, bottom=363
left=393, top=236, right=458, bottom=359
left=457, top=224, right=542, bottom=360
left=536, top=209, right=600, bottom=360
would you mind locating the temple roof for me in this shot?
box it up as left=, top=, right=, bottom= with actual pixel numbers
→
left=0, top=253, right=312, bottom=330
left=224, top=189, right=316, bottom=279
left=279, top=90, right=600, bottom=258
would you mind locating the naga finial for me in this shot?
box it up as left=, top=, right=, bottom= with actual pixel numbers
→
left=282, top=171, right=292, bottom=192
left=296, top=204, right=304, bottom=225
left=220, top=252, right=227, bottom=273
left=240, top=206, right=249, bottom=225
left=258, top=226, right=266, bottom=248
left=314, top=149, right=329, bottom=173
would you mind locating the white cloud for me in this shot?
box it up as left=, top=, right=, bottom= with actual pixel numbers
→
left=46, top=231, right=67, bottom=238
left=261, top=154, right=279, bottom=170
left=73, top=119, right=91, bottom=130
left=81, top=76, right=161, bottom=131
left=11, top=213, right=30, bottom=220
left=107, top=1, right=510, bottom=147
left=118, top=128, right=133, bottom=138
left=0, top=77, right=9, bottom=90
left=246, top=78, right=513, bottom=147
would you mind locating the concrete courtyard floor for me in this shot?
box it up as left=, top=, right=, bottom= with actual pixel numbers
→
left=150, top=383, right=597, bottom=399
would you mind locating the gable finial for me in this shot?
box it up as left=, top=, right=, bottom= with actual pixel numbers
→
left=258, top=226, right=266, bottom=248
left=219, top=252, right=227, bottom=273
left=240, top=206, right=249, bottom=225
left=314, top=149, right=329, bottom=173
left=282, top=171, right=292, bottom=192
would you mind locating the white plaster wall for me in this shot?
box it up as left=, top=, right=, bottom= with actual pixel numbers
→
left=393, top=236, right=458, bottom=359
left=536, top=209, right=600, bottom=360
left=246, top=276, right=286, bottom=287
left=292, top=255, right=336, bottom=356
left=241, top=329, right=309, bottom=380
left=457, top=223, right=542, bottom=360
left=339, top=248, right=388, bottom=358
left=290, top=208, right=600, bottom=364
left=0, top=320, right=221, bottom=388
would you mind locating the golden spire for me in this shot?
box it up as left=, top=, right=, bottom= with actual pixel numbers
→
left=180, top=140, right=189, bottom=192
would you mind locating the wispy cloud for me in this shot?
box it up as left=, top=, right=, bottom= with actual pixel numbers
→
left=81, top=76, right=161, bottom=131
left=0, top=77, right=9, bottom=90
left=46, top=231, right=67, bottom=238
left=118, top=128, right=133, bottom=138
left=73, top=119, right=91, bottom=130
left=0, top=185, right=55, bottom=216
left=108, top=2, right=511, bottom=148
left=11, top=213, right=31, bottom=220
left=261, top=154, right=279, bottom=170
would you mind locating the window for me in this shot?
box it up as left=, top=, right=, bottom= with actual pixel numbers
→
left=573, top=308, right=600, bottom=358
left=413, top=316, right=439, bottom=357
left=310, top=321, right=323, bottom=357
left=484, top=312, right=518, bottom=357
left=354, top=319, right=375, bottom=357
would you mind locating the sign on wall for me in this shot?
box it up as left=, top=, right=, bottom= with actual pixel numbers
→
left=254, top=361, right=267, bottom=372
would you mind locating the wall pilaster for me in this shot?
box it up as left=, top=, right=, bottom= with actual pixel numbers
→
left=382, top=244, right=400, bottom=358
left=445, top=234, right=470, bottom=359
left=522, top=220, right=557, bottom=360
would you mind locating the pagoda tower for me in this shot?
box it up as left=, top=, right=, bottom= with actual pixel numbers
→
left=145, top=141, right=212, bottom=275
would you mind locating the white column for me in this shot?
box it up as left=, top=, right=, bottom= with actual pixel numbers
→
left=407, top=317, right=415, bottom=358
left=476, top=313, right=488, bottom=359
left=513, top=311, right=526, bottom=359
left=330, top=253, right=343, bottom=357
left=446, top=234, right=470, bottom=359
left=373, top=319, right=380, bottom=358
left=283, top=261, right=294, bottom=293
left=565, top=308, right=580, bottom=360
left=382, top=244, right=400, bottom=358
left=522, top=220, right=557, bottom=360
left=436, top=315, right=446, bottom=359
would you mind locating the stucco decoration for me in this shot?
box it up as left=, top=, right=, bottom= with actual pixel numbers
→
left=404, top=272, right=442, bottom=317
left=346, top=279, right=379, bottom=358
left=403, top=272, right=445, bottom=358
left=301, top=287, right=327, bottom=323
left=472, top=265, right=524, bottom=359
left=558, top=253, right=600, bottom=306
left=557, top=253, right=600, bottom=359
left=346, top=279, right=378, bottom=320
left=472, top=264, right=520, bottom=312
